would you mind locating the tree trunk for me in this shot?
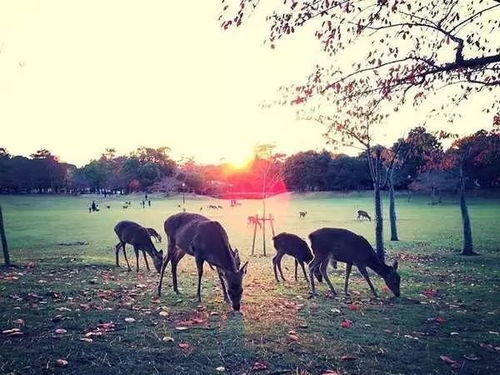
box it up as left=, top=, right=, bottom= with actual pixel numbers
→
left=373, top=151, right=384, bottom=262
left=389, top=172, right=399, bottom=241
left=459, top=162, right=476, bottom=255
left=0, top=206, right=11, bottom=266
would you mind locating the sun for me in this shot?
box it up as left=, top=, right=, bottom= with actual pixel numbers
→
left=227, top=153, right=252, bottom=170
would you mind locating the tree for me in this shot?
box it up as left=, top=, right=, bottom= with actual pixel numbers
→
left=313, top=98, right=398, bottom=261
left=221, top=0, right=500, bottom=121
left=446, top=129, right=500, bottom=255
left=282, top=150, right=332, bottom=191
left=384, top=127, right=443, bottom=241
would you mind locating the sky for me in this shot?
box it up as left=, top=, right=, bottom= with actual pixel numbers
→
left=0, top=1, right=497, bottom=166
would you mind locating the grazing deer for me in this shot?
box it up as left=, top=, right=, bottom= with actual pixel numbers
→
left=272, top=233, right=315, bottom=283
left=114, top=221, right=163, bottom=273
left=308, top=228, right=400, bottom=297
left=357, top=210, right=371, bottom=221
left=158, top=213, right=248, bottom=311
left=147, top=228, right=162, bottom=243
left=299, top=211, right=307, bottom=219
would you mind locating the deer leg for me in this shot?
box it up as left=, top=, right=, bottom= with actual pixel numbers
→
left=157, top=253, right=172, bottom=297
left=320, top=258, right=337, bottom=296
left=357, top=265, right=378, bottom=297
left=272, top=255, right=280, bottom=283
left=171, top=260, right=180, bottom=294
left=344, top=263, right=352, bottom=296
left=216, top=268, right=230, bottom=303
left=133, top=246, right=140, bottom=272
left=122, top=244, right=132, bottom=271
left=276, top=254, right=286, bottom=281
left=195, top=257, right=204, bottom=303
left=300, top=261, right=309, bottom=283
left=142, top=251, right=151, bottom=271
left=115, top=242, right=122, bottom=267
left=294, top=259, right=298, bottom=281
left=308, top=258, right=321, bottom=296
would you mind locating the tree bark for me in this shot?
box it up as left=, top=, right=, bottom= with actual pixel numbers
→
left=0, top=206, right=11, bottom=266
left=459, top=162, right=476, bottom=255
left=373, top=151, right=384, bottom=261
left=389, top=172, right=399, bottom=241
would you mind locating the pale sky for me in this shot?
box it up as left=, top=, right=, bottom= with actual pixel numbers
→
left=0, top=1, right=497, bottom=166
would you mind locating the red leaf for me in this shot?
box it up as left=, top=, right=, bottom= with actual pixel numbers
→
left=341, top=319, right=352, bottom=328
left=178, top=343, right=190, bottom=349
left=252, top=362, right=268, bottom=371
left=341, top=355, right=356, bottom=361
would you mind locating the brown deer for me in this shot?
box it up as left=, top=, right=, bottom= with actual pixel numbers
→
left=308, top=228, right=400, bottom=297
left=272, top=232, right=314, bottom=283
left=357, top=210, right=371, bottom=221
left=114, top=221, right=164, bottom=273
left=158, top=212, right=248, bottom=311
left=147, top=228, right=162, bottom=243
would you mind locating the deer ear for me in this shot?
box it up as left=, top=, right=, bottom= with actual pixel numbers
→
left=392, top=260, right=398, bottom=270
left=239, top=261, right=249, bottom=276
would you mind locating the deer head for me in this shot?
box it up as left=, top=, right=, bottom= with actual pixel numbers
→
left=151, top=249, right=164, bottom=273
left=223, top=261, right=248, bottom=311
left=383, top=260, right=400, bottom=297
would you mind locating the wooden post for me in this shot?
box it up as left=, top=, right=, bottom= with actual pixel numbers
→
left=251, top=214, right=258, bottom=256
left=262, top=213, right=266, bottom=257
left=269, top=214, right=276, bottom=238
left=0, top=206, right=11, bottom=266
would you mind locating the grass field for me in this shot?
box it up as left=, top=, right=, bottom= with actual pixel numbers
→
left=0, top=192, right=499, bottom=374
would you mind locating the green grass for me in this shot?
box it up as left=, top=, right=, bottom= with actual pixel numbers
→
left=0, top=192, right=499, bottom=374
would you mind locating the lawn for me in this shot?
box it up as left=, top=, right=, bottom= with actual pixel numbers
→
left=0, top=192, right=499, bottom=374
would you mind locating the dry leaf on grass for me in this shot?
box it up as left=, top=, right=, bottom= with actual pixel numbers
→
left=55, top=359, right=68, bottom=367
left=252, top=362, right=268, bottom=371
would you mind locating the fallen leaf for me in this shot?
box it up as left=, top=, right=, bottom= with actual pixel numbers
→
left=322, top=371, right=339, bottom=375
left=13, top=319, right=24, bottom=325
left=124, top=317, right=136, bottom=323
left=162, top=336, right=174, bottom=343
left=55, top=328, right=67, bottom=334
left=289, top=334, right=299, bottom=341
left=341, top=319, right=352, bottom=328
left=440, top=355, right=461, bottom=369
left=252, top=362, right=268, bottom=371
left=159, top=311, right=169, bottom=317
left=215, top=366, right=226, bottom=372
left=178, top=343, right=190, bottom=349
left=341, top=355, right=356, bottom=361
left=55, top=359, right=68, bottom=367
left=435, top=317, right=446, bottom=324
left=175, top=326, right=188, bottom=331
left=464, top=354, right=480, bottom=361
left=80, top=337, right=93, bottom=343
left=348, top=303, right=359, bottom=311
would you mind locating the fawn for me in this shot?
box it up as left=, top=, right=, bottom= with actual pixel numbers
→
left=114, top=221, right=163, bottom=273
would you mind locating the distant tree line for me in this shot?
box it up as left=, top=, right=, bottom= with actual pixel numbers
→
left=0, top=128, right=498, bottom=195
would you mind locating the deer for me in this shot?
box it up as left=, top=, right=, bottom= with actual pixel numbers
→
left=299, top=211, right=307, bottom=219
left=308, top=228, right=400, bottom=297
left=357, top=210, right=371, bottom=221
left=114, top=221, right=164, bottom=273
left=158, top=212, right=248, bottom=311
left=272, top=232, right=316, bottom=283
left=146, top=228, right=162, bottom=243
